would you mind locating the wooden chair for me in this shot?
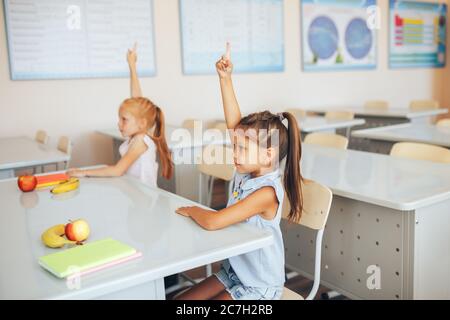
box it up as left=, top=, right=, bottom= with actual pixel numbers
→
left=182, top=119, right=202, bottom=129
left=437, top=118, right=450, bottom=128
left=364, top=100, right=389, bottom=111
left=213, top=121, right=228, bottom=132
left=35, top=130, right=49, bottom=145
left=304, top=133, right=349, bottom=150
left=285, top=108, right=307, bottom=119
left=325, top=111, right=354, bottom=121
left=281, top=179, right=333, bottom=300
left=390, top=142, right=450, bottom=164
left=409, top=100, right=440, bottom=111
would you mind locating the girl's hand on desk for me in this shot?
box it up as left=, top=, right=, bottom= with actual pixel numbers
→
left=67, top=168, right=86, bottom=178
left=176, top=206, right=195, bottom=217
left=176, top=206, right=207, bottom=217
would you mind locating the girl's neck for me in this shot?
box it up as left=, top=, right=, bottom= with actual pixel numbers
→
left=250, top=165, right=278, bottom=178
left=130, top=130, right=148, bottom=139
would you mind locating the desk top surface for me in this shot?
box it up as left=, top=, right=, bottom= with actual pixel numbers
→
left=297, top=116, right=365, bottom=132
left=307, top=107, right=448, bottom=119
left=352, top=123, right=450, bottom=148
left=302, top=144, right=450, bottom=211
left=0, top=137, right=70, bottom=170
left=0, top=175, right=272, bottom=299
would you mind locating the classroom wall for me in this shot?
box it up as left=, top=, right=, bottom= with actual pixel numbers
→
left=0, top=0, right=448, bottom=168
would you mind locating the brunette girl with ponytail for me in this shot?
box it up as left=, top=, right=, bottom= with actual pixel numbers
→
left=175, top=44, right=303, bottom=301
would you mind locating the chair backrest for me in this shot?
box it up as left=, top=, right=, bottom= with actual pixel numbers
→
left=282, top=179, right=333, bottom=300
left=437, top=118, right=450, bottom=128
left=304, top=132, right=349, bottom=150
left=182, top=119, right=202, bottom=129
left=57, top=136, right=72, bottom=155
left=325, top=110, right=355, bottom=120
left=35, top=130, right=49, bottom=145
left=390, top=142, right=450, bottom=164
left=409, top=100, right=440, bottom=111
left=285, top=108, right=307, bottom=119
left=197, top=146, right=235, bottom=181
left=364, top=100, right=389, bottom=110
left=213, top=121, right=228, bottom=131
left=282, top=179, right=333, bottom=230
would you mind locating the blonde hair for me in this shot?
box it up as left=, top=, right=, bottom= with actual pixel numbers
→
left=120, top=97, right=174, bottom=180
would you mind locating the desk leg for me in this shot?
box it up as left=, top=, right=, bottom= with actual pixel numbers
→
left=283, top=195, right=450, bottom=300
left=356, top=139, right=393, bottom=154
left=96, top=278, right=166, bottom=300
left=283, top=196, right=408, bottom=300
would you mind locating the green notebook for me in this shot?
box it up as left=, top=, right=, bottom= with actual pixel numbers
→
left=39, top=238, right=137, bottom=278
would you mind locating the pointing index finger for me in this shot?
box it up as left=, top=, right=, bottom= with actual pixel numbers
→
left=225, top=42, right=231, bottom=60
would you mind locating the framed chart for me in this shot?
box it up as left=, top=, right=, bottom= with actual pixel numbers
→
left=179, top=0, right=284, bottom=75
left=389, top=0, right=447, bottom=68
left=3, top=0, right=156, bottom=80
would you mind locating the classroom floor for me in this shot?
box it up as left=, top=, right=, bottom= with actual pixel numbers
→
left=168, top=180, right=349, bottom=300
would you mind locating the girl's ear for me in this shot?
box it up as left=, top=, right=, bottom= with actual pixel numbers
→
left=138, top=118, right=148, bottom=132
left=267, top=147, right=279, bottom=167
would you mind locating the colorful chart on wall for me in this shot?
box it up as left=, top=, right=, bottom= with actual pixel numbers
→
left=179, top=0, right=284, bottom=75
left=302, top=0, right=377, bottom=71
left=3, top=0, right=156, bottom=80
left=389, top=0, right=447, bottom=68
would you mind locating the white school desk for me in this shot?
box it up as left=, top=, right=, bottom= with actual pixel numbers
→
left=98, top=125, right=230, bottom=203
left=307, top=107, right=448, bottom=127
left=351, top=123, right=450, bottom=154
left=0, top=137, right=70, bottom=179
left=296, top=116, right=365, bottom=137
left=0, top=174, right=272, bottom=299
left=282, top=144, right=450, bottom=299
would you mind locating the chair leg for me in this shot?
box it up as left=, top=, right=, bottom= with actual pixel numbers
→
left=206, top=263, right=212, bottom=277
left=207, top=177, right=214, bottom=208
left=198, top=173, right=203, bottom=205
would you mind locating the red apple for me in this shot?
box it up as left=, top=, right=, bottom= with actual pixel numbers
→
left=65, top=219, right=90, bottom=242
left=17, top=175, right=37, bottom=192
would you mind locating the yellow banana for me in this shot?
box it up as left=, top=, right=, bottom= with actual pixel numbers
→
left=41, top=224, right=76, bottom=248
left=51, top=178, right=79, bottom=194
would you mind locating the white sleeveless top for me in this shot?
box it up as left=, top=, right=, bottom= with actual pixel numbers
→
left=118, top=135, right=158, bottom=188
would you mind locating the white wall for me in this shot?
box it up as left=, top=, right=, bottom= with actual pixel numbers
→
left=0, top=0, right=447, bottom=167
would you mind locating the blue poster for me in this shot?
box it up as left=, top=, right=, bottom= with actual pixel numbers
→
left=389, top=0, right=447, bottom=69
left=3, top=0, right=156, bottom=80
left=302, top=0, right=377, bottom=71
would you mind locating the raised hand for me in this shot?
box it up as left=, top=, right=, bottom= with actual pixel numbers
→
left=127, top=42, right=138, bottom=69
left=216, top=42, right=233, bottom=79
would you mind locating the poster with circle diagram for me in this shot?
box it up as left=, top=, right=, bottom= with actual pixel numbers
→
left=389, top=0, right=447, bottom=69
left=302, top=0, right=377, bottom=71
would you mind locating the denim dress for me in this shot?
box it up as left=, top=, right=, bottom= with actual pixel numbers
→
left=214, top=170, right=285, bottom=300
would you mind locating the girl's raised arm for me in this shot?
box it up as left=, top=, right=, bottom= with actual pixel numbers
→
left=127, top=43, right=143, bottom=98
left=216, top=43, right=241, bottom=129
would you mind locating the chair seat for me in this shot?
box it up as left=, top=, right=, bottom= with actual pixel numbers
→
left=282, top=287, right=304, bottom=300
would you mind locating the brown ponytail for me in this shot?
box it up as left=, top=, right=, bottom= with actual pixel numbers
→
left=151, top=106, right=174, bottom=180
left=281, top=112, right=303, bottom=223
left=236, top=111, right=303, bottom=222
